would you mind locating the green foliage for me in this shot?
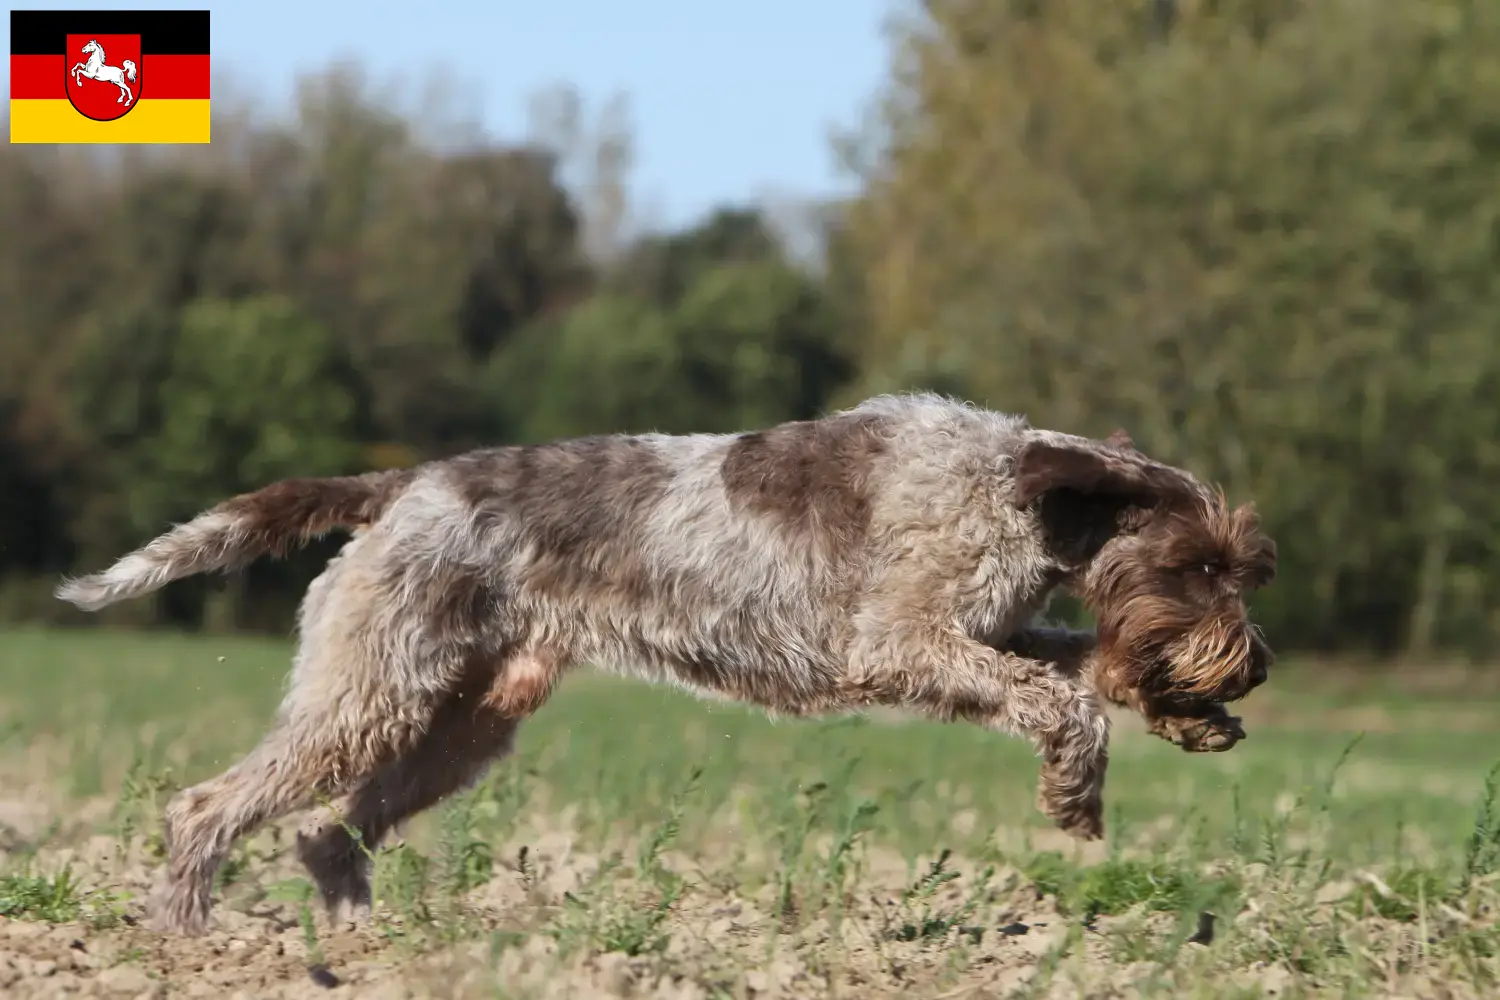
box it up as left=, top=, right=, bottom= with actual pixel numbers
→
left=436, top=791, right=497, bottom=898
left=608, top=206, right=784, bottom=306
left=669, top=259, right=853, bottom=431
left=1350, top=866, right=1452, bottom=923
left=844, top=0, right=1500, bottom=655
left=265, top=876, right=328, bottom=965
left=0, top=866, right=87, bottom=921
left=6, top=6, right=1500, bottom=657
left=110, top=748, right=176, bottom=860
left=0, top=865, right=120, bottom=927
left=52, top=295, right=365, bottom=626
left=886, top=848, right=994, bottom=943
left=1025, top=853, right=1239, bottom=920
left=494, top=256, right=850, bottom=441
left=491, top=292, right=681, bottom=439
left=0, top=80, right=852, bottom=632
left=128, top=295, right=360, bottom=525
left=546, top=767, right=699, bottom=958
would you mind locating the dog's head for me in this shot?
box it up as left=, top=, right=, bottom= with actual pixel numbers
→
left=1013, top=429, right=1277, bottom=704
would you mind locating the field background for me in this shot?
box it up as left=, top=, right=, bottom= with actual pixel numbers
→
left=1, top=627, right=1498, bottom=999
left=7, top=1, right=1500, bottom=996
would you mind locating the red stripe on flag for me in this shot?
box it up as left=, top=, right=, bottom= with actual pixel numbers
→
left=9, top=54, right=210, bottom=100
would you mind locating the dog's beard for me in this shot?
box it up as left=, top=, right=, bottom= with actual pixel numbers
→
left=1159, top=617, right=1265, bottom=702
left=1094, top=595, right=1266, bottom=704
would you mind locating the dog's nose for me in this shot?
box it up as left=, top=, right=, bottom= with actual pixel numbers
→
left=1249, top=659, right=1267, bottom=688
left=1247, top=639, right=1271, bottom=688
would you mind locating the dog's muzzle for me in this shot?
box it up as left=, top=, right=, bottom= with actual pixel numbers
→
left=1159, top=619, right=1274, bottom=703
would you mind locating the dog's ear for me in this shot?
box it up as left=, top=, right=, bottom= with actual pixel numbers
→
left=1012, top=440, right=1182, bottom=511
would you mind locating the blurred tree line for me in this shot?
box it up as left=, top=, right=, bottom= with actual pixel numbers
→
left=3, top=0, right=1499, bottom=660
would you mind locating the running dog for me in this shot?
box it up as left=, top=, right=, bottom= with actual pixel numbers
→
left=57, top=393, right=1276, bottom=935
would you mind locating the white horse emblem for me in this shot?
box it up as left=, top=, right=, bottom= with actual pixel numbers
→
left=70, top=39, right=138, bottom=107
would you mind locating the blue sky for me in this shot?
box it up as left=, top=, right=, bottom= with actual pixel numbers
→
left=5, top=1, right=895, bottom=229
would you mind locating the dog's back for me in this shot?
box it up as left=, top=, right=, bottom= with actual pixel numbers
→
left=358, top=406, right=896, bottom=710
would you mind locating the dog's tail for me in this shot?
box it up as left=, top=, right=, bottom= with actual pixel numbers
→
left=56, top=470, right=416, bottom=612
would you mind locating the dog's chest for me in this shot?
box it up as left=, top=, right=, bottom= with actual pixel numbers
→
left=964, top=529, right=1061, bottom=639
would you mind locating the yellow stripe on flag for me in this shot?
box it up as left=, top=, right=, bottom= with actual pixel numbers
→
left=9, top=99, right=210, bottom=144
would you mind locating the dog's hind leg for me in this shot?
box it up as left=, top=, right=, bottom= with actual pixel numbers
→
left=150, top=643, right=444, bottom=936
left=150, top=714, right=427, bottom=935
left=295, top=648, right=561, bottom=923
left=295, top=690, right=525, bottom=924
left=844, top=623, right=1110, bottom=840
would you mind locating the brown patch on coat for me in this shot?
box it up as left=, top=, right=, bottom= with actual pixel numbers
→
left=447, top=437, right=672, bottom=602
left=720, top=413, right=888, bottom=557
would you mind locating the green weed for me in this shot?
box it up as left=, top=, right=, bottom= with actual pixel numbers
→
left=885, top=848, right=993, bottom=943
left=0, top=864, right=122, bottom=928
left=546, top=767, right=701, bottom=959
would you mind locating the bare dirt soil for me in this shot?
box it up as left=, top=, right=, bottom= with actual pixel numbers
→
left=0, top=771, right=1494, bottom=1000
left=2, top=632, right=1498, bottom=998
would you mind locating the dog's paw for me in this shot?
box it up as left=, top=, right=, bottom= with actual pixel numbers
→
left=145, top=879, right=213, bottom=937
left=1057, top=808, right=1104, bottom=841
left=1187, top=714, right=1246, bottom=752
left=1036, top=786, right=1105, bottom=841
left=1153, top=713, right=1245, bottom=753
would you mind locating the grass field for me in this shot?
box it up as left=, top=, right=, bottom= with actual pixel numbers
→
left=1, top=626, right=1498, bottom=998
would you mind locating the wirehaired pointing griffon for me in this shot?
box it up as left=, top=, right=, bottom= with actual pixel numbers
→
left=57, top=393, right=1276, bottom=936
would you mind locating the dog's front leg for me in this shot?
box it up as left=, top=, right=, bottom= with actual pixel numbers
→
left=843, top=621, right=1108, bottom=840
left=1003, top=626, right=1245, bottom=753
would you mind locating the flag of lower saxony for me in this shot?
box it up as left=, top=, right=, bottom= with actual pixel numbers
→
left=10, top=9, right=211, bottom=143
